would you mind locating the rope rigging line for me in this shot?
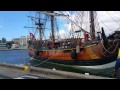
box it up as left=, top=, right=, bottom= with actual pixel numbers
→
left=59, top=11, right=89, bottom=34
left=101, top=39, right=118, bottom=54
left=105, top=11, right=120, bottom=26
left=41, top=15, right=48, bottom=40
left=110, top=11, right=120, bottom=20
left=94, top=11, right=101, bottom=32
left=29, top=50, right=62, bottom=67
left=97, top=15, right=114, bottom=31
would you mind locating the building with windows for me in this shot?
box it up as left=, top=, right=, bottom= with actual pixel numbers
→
left=19, top=36, right=30, bottom=46
left=0, top=43, right=7, bottom=50
left=12, top=38, right=20, bottom=45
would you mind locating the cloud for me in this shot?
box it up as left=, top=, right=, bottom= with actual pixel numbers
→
left=42, top=11, right=120, bottom=40
left=97, top=12, right=120, bottom=27
left=58, top=11, right=120, bottom=37
left=58, top=29, right=66, bottom=39
left=98, top=11, right=120, bottom=23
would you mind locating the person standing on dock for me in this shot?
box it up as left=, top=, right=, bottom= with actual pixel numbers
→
left=112, top=49, right=120, bottom=78
left=112, top=60, right=120, bottom=78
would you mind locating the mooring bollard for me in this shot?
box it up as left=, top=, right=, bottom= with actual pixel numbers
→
left=24, top=66, right=29, bottom=71
left=22, top=63, right=30, bottom=71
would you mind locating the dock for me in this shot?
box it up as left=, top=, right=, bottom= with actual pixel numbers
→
left=0, top=63, right=114, bottom=79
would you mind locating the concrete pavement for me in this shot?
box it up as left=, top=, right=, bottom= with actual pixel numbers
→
left=0, top=63, right=115, bottom=79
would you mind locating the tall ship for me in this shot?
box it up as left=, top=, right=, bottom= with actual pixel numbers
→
left=26, top=11, right=120, bottom=69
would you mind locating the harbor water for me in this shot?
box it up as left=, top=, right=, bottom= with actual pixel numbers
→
left=0, top=50, right=29, bottom=65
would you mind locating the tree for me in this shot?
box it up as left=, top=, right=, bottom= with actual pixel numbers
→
left=2, top=37, right=6, bottom=43
left=6, top=41, right=13, bottom=49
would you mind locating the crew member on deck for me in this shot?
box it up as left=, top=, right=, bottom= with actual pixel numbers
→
left=84, top=32, right=89, bottom=43
left=79, top=39, right=82, bottom=46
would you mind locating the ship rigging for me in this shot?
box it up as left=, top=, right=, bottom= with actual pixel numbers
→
left=26, top=11, right=120, bottom=69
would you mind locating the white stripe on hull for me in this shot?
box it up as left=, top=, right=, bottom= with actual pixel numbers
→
left=29, top=56, right=118, bottom=69
left=75, top=61, right=116, bottom=69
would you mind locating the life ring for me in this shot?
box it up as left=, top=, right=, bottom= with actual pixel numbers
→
left=71, top=49, right=77, bottom=59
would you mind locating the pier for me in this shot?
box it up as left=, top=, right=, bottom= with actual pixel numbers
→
left=0, top=63, right=114, bottom=79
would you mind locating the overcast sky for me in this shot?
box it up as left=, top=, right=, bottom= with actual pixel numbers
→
left=57, top=11, right=120, bottom=38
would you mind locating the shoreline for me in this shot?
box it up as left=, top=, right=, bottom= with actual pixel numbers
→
left=0, top=48, right=27, bottom=51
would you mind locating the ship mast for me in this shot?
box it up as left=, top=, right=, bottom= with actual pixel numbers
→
left=25, top=15, right=43, bottom=42
left=35, top=18, right=43, bottom=42
left=89, top=11, right=95, bottom=40
left=50, top=11, right=55, bottom=43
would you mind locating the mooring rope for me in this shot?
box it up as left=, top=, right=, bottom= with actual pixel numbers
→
left=29, top=50, right=61, bottom=67
left=101, top=39, right=118, bottom=54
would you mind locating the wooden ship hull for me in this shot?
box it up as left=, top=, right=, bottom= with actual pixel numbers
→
left=28, top=40, right=119, bottom=68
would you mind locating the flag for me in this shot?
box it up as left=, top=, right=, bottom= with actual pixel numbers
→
left=30, top=32, right=35, bottom=38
